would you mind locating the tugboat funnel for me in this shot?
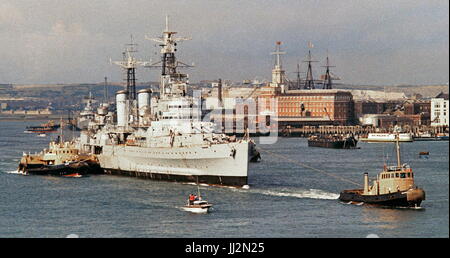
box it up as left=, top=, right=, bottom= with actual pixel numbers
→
left=363, top=172, right=369, bottom=194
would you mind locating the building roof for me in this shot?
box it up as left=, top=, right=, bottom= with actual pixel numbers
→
left=435, top=92, right=449, bottom=100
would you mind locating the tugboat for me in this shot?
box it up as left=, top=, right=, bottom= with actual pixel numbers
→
left=339, top=134, right=425, bottom=207
left=17, top=138, right=102, bottom=176
left=308, top=134, right=358, bottom=149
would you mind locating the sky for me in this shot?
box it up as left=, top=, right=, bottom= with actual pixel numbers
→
left=0, top=0, right=448, bottom=86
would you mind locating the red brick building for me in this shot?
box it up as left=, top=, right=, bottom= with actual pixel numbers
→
left=256, top=86, right=355, bottom=126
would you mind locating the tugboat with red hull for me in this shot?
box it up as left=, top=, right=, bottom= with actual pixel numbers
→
left=339, top=134, right=425, bottom=207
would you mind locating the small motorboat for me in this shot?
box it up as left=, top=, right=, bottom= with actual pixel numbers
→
left=182, top=199, right=213, bottom=214
left=182, top=182, right=213, bottom=214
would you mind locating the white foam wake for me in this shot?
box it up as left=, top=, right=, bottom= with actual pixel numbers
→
left=252, top=188, right=339, bottom=200
left=4, top=170, right=26, bottom=175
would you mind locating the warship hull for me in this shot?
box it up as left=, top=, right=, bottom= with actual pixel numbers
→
left=96, top=141, right=250, bottom=187
left=339, top=188, right=425, bottom=207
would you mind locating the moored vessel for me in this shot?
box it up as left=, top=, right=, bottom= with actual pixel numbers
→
left=414, top=132, right=449, bottom=141
left=360, top=132, right=413, bottom=142
left=339, top=134, right=425, bottom=207
left=76, top=17, right=253, bottom=187
left=25, top=120, right=60, bottom=133
left=18, top=140, right=102, bottom=176
left=77, top=92, right=96, bottom=130
left=308, top=134, right=358, bottom=149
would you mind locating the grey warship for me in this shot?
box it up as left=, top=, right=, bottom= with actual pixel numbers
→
left=76, top=17, right=252, bottom=187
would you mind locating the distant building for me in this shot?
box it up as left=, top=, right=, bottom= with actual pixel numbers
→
left=377, top=114, right=420, bottom=128
left=257, top=89, right=355, bottom=126
left=431, top=92, right=449, bottom=126
left=403, top=101, right=431, bottom=115
left=354, top=100, right=385, bottom=118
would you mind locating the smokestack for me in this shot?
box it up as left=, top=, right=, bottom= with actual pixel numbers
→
left=138, top=89, right=152, bottom=125
left=363, top=172, right=369, bottom=194
left=116, top=90, right=128, bottom=127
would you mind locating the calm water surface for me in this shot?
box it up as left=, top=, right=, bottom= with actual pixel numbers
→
left=0, top=121, right=448, bottom=237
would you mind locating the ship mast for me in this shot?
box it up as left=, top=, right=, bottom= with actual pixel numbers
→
left=321, top=53, right=335, bottom=90
left=295, top=62, right=302, bottom=90
left=104, top=76, right=108, bottom=103
left=59, top=117, right=64, bottom=145
left=145, top=15, right=192, bottom=98
left=111, top=35, right=148, bottom=101
left=303, top=42, right=318, bottom=90
left=396, top=133, right=402, bottom=168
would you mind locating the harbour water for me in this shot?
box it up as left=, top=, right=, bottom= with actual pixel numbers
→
left=0, top=121, right=448, bottom=237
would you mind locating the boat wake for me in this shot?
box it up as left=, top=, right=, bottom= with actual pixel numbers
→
left=344, top=201, right=364, bottom=206
left=4, top=170, right=26, bottom=175
left=180, top=182, right=245, bottom=190
left=251, top=188, right=339, bottom=200
left=179, top=182, right=338, bottom=200
left=392, top=206, right=425, bottom=210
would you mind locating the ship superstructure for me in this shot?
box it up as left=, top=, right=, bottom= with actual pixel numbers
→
left=77, top=91, right=97, bottom=130
left=76, top=17, right=251, bottom=186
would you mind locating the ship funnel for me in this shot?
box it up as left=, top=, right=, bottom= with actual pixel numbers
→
left=116, top=90, right=128, bottom=127
left=138, top=89, right=152, bottom=125
left=363, top=172, right=369, bottom=194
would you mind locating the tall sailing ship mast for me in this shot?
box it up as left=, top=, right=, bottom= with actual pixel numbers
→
left=320, top=52, right=340, bottom=90
left=321, top=54, right=334, bottom=89
left=303, top=42, right=318, bottom=90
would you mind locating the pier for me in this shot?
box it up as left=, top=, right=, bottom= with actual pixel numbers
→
left=230, top=125, right=449, bottom=138
left=280, top=125, right=448, bottom=137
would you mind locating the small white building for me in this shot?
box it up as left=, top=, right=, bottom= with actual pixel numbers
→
left=431, top=92, right=449, bottom=126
